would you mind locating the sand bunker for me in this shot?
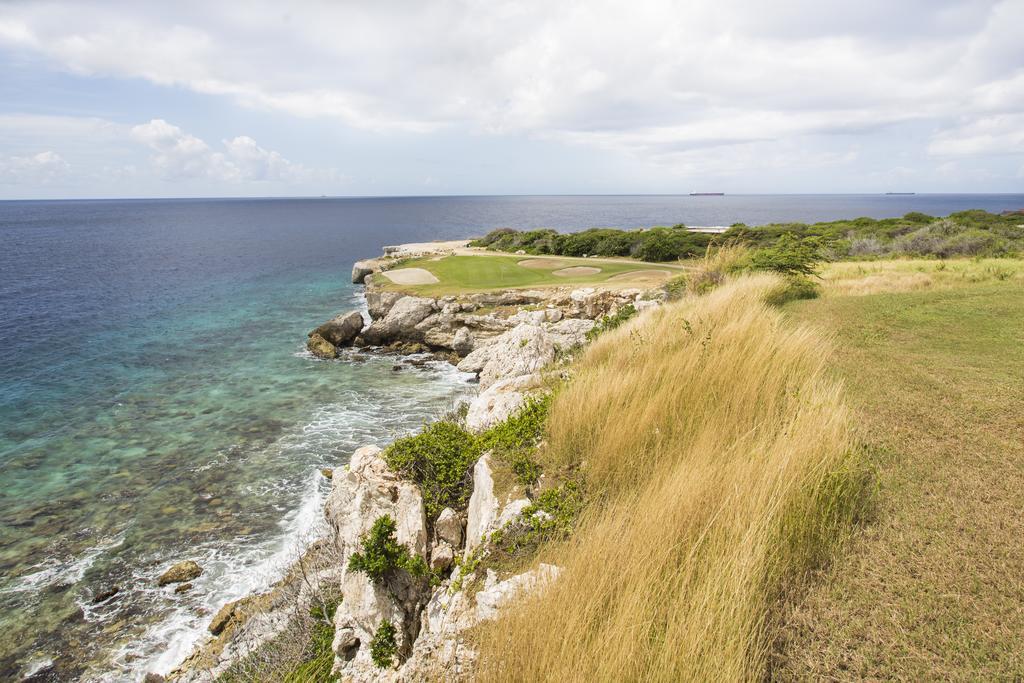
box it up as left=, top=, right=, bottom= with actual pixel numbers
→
left=607, top=269, right=674, bottom=283
left=380, top=268, right=440, bottom=285
left=518, top=258, right=577, bottom=270
left=554, top=266, right=602, bottom=277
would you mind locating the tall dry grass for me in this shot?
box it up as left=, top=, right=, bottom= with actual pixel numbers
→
left=475, top=274, right=868, bottom=682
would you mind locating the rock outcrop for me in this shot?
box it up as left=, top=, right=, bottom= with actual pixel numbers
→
left=157, top=560, right=202, bottom=587
left=351, top=260, right=379, bottom=284
left=310, top=310, right=364, bottom=346
left=306, top=333, right=338, bottom=359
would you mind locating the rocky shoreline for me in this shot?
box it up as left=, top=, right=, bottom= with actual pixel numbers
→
left=163, top=242, right=666, bottom=682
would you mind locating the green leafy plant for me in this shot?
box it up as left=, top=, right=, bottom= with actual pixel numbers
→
left=348, top=515, right=428, bottom=583
left=369, top=619, right=398, bottom=669
left=749, top=233, right=822, bottom=277
left=763, top=275, right=821, bottom=306
left=586, top=304, right=638, bottom=341
left=384, top=421, right=482, bottom=521
left=508, top=451, right=543, bottom=487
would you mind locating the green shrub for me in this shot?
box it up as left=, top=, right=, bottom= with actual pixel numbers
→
left=586, top=304, right=638, bottom=341
left=664, top=274, right=689, bottom=300
left=348, top=515, right=428, bottom=583
left=369, top=620, right=398, bottom=669
left=763, top=276, right=820, bottom=306
left=491, top=481, right=585, bottom=558
left=508, top=451, right=543, bottom=487
left=480, top=394, right=550, bottom=453
left=384, top=421, right=482, bottom=521
left=749, top=233, right=822, bottom=277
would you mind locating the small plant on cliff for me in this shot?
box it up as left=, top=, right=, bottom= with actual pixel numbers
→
left=585, top=303, right=638, bottom=341
left=384, top=421, right=482, bottom=521
left=348, top=515, right=428, bottom=582
left=369, top=619, right=398, bottom=669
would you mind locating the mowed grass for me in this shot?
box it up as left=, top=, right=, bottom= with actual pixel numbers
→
left=475, top=275, right=869, bottom=682
left=372, top=253, right=685, bottom=296
left=772, top=280, right=1024, bottom=678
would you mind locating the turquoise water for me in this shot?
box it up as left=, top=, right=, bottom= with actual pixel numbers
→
left=0, top=269, right=474, bottom=680
left=3, top=195, right=1022, bottom=681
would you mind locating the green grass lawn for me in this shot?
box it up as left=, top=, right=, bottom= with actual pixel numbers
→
left=772, top=281, right=1024, bottom=679
left=373, top=254, right=685, bottom=296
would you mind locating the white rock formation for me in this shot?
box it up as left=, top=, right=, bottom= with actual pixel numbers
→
left=457, top=324, right=556, bottom=390
left=464, top=454, right=498, bottom=557
left=475, top=564, right=561, bottom=621
left=324, top=445, right=428, bottom=561
left=464, top=373, right=544, bottom=432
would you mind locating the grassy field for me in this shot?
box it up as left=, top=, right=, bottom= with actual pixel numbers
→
left=372, top=253, right=685, bottom=296
left=772, top=276, right=1024, bottom=678
left=475, top=275, right=869, bottom=681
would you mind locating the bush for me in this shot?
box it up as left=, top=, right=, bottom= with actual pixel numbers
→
left=749, top=234, right=822, bottom=277
left=384, top=421, right=482, bottom=521
left=586, top=304, right=638, bottom=341
left=508, top=451, right=543, bottom=487
left=369, top=620, right=398, bottom=669
left=481, top=394, right=550, bottom=453
left=348, top=515, right=428, bottom=583
left=490, top=481, right=584, bottom=558
left=763, top=276, right=821, bottom=306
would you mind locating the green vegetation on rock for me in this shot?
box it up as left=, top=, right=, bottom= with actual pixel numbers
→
left=348, top=515, right=428, bottom=582
left=384, top=421, right=482, bottom=523
left=369, top=619, right=398, bottom=669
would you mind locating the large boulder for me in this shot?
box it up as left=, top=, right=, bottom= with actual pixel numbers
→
left=365, top=290, right=404, bottom=321
left=457, top=324, right=556, bottom=389
left=306, top=333, right=337, bottom=359
left=465, top=373, right=543, bottom=432
left=157, top=560, right=202, bottom=586
left=359, top=296, right=437, bottom=346
left=310, top=310, right=364, bottom=346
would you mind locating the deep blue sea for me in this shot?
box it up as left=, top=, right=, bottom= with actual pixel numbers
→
left=1, top=194, right=1022, bottom=681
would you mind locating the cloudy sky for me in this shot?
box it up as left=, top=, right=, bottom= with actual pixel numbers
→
left=0, top=0, right=1021, bottom=198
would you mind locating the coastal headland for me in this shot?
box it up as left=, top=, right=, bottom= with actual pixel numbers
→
left=164, top=209, right=1024, bottom=681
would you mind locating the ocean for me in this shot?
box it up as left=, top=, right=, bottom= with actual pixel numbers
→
left=1, top=194, right=1021, bottom=681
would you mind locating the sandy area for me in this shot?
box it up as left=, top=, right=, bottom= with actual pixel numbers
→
left=380, top=268, right=440, bottom=285
left=517, top=258, right=577, bottom=270
left=554, top=266, right=602, bottom=277
left=607, top=269, right=673, bottom=284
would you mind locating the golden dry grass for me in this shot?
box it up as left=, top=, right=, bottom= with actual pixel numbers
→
left=475, top=275, right=868, bottom=682
left=821, top=257, right=1024, bottom=296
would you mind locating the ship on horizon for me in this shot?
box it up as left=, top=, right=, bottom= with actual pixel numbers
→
left=689, top=192, right=725, bottom=196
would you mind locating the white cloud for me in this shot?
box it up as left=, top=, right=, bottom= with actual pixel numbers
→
left=2, top=0, right=1021, bottom=150
left=129, top=119, right=325, bottom=183
left=0, top=0, right=1021, bottom=192
left=0, top=151, right=69, bottom=184
left=928, top=114, right=1024, bottom=157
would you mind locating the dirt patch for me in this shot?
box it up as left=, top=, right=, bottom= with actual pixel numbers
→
left=607, top=269, right=673, bottom=284
left=518, top=258, right=578, bottom=270
left=553, top=266, right=602, bottom=277
left=380, top=268, right=440, bottom=285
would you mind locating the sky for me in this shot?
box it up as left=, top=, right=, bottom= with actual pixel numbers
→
left=0, top=0, right=1022, bottom=199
